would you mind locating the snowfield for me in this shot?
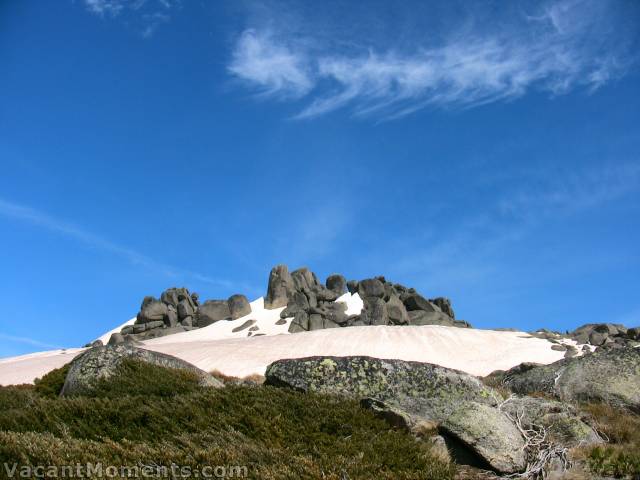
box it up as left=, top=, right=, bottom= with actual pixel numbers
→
left=0, top=293, right=583, bottom=385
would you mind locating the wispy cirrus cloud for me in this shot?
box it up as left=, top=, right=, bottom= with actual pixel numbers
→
left=0, top=333, right=62, bottom=351
left=228, top=0, right=638, bottom=119
left=82, top=0, right=176, bottom=37
left=0, top=198, right=235, bottom=290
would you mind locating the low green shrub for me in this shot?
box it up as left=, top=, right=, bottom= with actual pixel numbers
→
left=0, top=362, right=454, bottom=480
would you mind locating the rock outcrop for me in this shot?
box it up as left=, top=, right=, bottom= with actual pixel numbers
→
left=109, top=287, right=253, bottom=344
left=61, top=344, right=222, bottom=396
left=265, top=356, right=599, bottom=474
left=493, top=346, right=640, bottom=413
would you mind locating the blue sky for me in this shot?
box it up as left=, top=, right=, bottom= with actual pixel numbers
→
left=1, top=0, right=639, bottom=357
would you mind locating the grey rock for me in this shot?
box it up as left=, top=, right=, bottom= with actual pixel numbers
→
left=346, top=280, right=359, bottom=294
left=133, top=324, right=147, bottom=334
left=61, top=344, right=222, bottom=396
left=232, top=319, right=256, bottom=332
left=358, top=278, right=385, bottom=298
left=197, top=300, right=231, bottom=326
left=265, top=264, right=294, bottom=309
left=165, top=308, right=178, bottom=327
left=137, top=300, right=168, bottom=324
left=308, top=314, right=325, bottom=331
left=120, top=325, right=134, bottom=335
left=177, top=300, right=195, bottom=320
left=248, top=326, right=259, bottom=332
left=500, top=347, right=640, bottom=413
left=288, top=311, right=309, bottom=333
left=628, top=327, right=640, bottom=340
left=403, top=293, right=437, bottom=312
left=408, top=310, right=455, bottom=326
left=191, top=292, right=200, bottom=306
left=589, top=331, right=608, bottom=346
left=108, top=333, right=125, bottom=345
left=289, top=291, right=309, bottom=310
left=265, top=356, right=525, bottom=473
left=145, top=320, right=165, bottom=330
left=228, top=294, right=251, bottom=320
left=326, top=274, right=347, bottom=295
left=386, top=296, right=409, bottom=325
left=275, top=318, right=287, bottom=325
left=291, top=267, right=318, bottom=291
left=362, top=297, right=389, bottom=325
left=181, top=316, right=193, bottom=328
left=432, top=297, right=455, bottom=319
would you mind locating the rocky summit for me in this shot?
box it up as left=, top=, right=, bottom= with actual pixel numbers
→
left=108, top=264, right=470, bottom=346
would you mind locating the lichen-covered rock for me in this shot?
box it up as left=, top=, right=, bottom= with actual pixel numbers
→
left=265, top=356, right=526, bottom=473
left=61, top=345, right=222, bottom=396
left=136, top=299, right=168, bottom=324
left=432, top=297, right=455, bottom=319
left=500, top=347, right=640, bottom=413
left=408, top=310, right=456, bottom=326
left=441, top=402, right=525, bottom=473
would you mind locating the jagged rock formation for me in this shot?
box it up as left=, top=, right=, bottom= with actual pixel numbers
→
left=262, top=264, right=470, bottom=333
left=109, top=287, right=252, bottom=345
left=61, top=344, right=223, bottom=396
left=265, top=356, right=600, bottom=474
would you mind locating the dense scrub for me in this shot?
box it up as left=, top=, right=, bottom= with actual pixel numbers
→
left=0, top=361, right=454, bottom=480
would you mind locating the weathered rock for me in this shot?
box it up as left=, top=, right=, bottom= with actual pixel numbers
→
left=358, top=278, right=385, bottom=298
left=288, top=311, right=309, bottom=333
left=265, top=356, right=525, bottom=473
left=308, top=314, right=325, bottom=331
left=346, top=280, right=359, bottom=294
left=289, top=291, right=309, bottom=310
left=500, top=347, right=640, bottom=413
left=165, top=308, right=178, bottom=327
left=108, top=333, right=125, bottom=345
left=197, top=300, right=231, bottom=327
left=232, top=319, right=256, bottom=332
left=432, top=297, right=455, bottom=319
left=145, top=320, right=165, bottom=330
left=191, top=292, right=200, bottom=306
left=403, top=293, right=437, bottom=312
left=441, top=401, right=525, bottom=474
left=120, top=325, right=134, bottom=335
left=137, top=299, right=168, bottom=324
left=228, top=294, right=251, bottom=320
left=408, top=310, right=455, bottom=326
left=133, top=324, right=147, bottom=334
left=181, top=316, right=193, bottom=327
left=326, top=274, right=347, bottom=295
left=275, top=318, right=287, bottom=325
left=61, top=345, right=222, bottom=396
left=291, top=267, right=318, bottom=291
left=589, top=331, right=608, bottom=346
left=177, top=300, right=194, bottom=320
left=265, top=264, right=294, bottom=309
left=386, top=296, right=409, bottom=325
left=322, top=302, right=349, bottom=325
left=628, top=327, right=640, bottom=340
left=361, top=297, right=389, bottom=325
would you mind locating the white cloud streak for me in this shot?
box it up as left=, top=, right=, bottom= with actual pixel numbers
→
left=0, top=333, right=62, bottom=351
left=82, top=0, right=176, bottom=37
left=228, top=0, right=635, bottom=119
left=0, top=198, right=234, bottom=289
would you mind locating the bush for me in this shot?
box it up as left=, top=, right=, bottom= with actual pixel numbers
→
left=33, top=363, right=70, bottom=398
left=583, top=403, right=640, bottom=478
left=0, top=362, right=454, bottom=480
